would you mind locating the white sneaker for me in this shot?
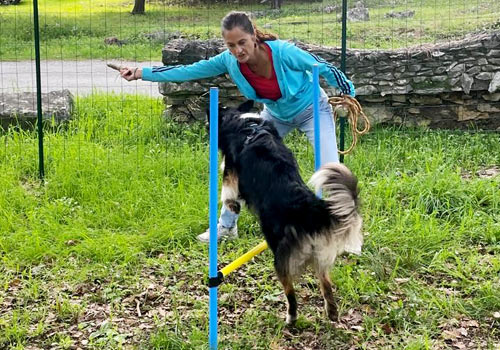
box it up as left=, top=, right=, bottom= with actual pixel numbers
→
left=197, top=224, right=238, bottom=243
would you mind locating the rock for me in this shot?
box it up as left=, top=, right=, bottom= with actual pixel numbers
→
left=482, top=93, right=500, bottom=102
left=323, top=5, right=338, bottom=13
left=457, top=106, right=489, bottom=121
left=384, top=10, right=415, bottom=19
left=486, top=50, right=500, bottom=57
left=447, top=63, right=465, bottom=78
left=481, top=65, right=500, bottom=72
left=0, top=90, right=73, bottom=129
left=461, top=73, right=473, bottom=94
left=477, top=103, right=500, bottom=113
left=104, top=37, right=127, bottom=46
left=161, top=38, right=224, bottom=66
left=431, top=51, right=445, bottom=58
left=143, top=30, right=181, bottom=43
left=431, top=76, right=448, bottom=83
left=466, top=66, right=481, bottom=75
left=409, top=96, right=442, bottom=105
left=185, top=95, right=209, bottom=121
left=374, top=72, right=394, bottom=80
left=488, top=72, right=500, bottom=93
left=392, top=95, right=406, bottom=103
left=356, top=85, right=379, bottom=95
left=413, top=88, right=446, bottom=95
left=475, top=72, right=493, bottom=80
left=347, top=1, right=370, bottom=22
left=159, top=81, right=205, bottom=95
left=408, top=64, right=422, bottom=72
left=435, top=67, right=447, bottom=74
left=363, top=106, right=392, bottom=124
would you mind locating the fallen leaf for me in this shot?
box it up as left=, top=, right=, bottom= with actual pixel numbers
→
left=394, top=278, right=410, bottom=283
left=382, top=323, right=393, bottom=334
left=442, top=329, right=461, bottom=340
left=452, top=342, right=466, bottom=349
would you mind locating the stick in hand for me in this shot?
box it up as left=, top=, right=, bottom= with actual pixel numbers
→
left=107, top=63, right=122, bottom=71
left=107, top=63, right=138, bottom=81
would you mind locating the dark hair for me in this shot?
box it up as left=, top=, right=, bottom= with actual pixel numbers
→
left=221, top=11, right=278, bottom=42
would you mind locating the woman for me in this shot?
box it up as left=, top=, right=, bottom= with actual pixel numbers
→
left=120, top=11, right=355, bottom=243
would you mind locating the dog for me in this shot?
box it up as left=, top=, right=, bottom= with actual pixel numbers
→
left=213, top=100, right=363, bottom=323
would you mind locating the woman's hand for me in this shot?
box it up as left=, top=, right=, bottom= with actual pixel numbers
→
left=120, top=67, right=142, bottom=81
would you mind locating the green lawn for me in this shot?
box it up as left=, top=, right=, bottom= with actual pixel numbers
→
left=0, top=94, right=499, bottom=349
left=0, top=0, right=499, bottom=60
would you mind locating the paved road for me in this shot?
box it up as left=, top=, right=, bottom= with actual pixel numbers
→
left=0, top=60, right=164, bottom=97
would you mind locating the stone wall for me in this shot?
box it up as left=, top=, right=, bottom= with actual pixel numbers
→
left=159, top=31, right=500, bottom=129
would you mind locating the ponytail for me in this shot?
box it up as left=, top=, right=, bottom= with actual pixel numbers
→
left=254, top=27, right=278, bottom=42
left=221, top=11, right=278, bottom=42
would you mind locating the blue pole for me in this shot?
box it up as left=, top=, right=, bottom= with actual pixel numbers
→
left=208, top=87, right=219, bottom=350
left=312, top=65, right=322, bottom=198
left=312, top=65, right=321, bottom=171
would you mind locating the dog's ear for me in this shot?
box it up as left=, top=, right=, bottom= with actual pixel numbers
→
left=218, top=105, right=228, bottom=120
left=205, top=104, right=226, bottom=122
left=237, top=100, right=254, bottom=113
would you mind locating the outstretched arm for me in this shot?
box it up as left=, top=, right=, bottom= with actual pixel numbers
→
left=118, top=52, right=229, bottom=83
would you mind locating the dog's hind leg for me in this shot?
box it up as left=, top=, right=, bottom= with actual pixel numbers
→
left=273, top=244, right=298, bottom=325
left=278, top=274, right=297, bottom=325
left=315, top=268, right=338, bottom=321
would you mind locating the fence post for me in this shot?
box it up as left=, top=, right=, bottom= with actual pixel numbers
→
left=33, top=0, right=44, bottom=179
left=339, top=0, right=348, bottom=164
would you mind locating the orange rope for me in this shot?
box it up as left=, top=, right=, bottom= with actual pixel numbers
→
left=329, top=95, right=370, bottom=155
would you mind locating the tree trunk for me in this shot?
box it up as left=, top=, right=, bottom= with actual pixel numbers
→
left=131, top=0, right=146, bottom=15
left=270, top=0, right=282, bottom=10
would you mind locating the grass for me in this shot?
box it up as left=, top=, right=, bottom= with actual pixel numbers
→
left=0, top=94, right=499, bottom=349
left=0, top=0, right=499, bottom=61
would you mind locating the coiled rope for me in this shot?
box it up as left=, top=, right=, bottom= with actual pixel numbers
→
left=329, top=95, right=371, bottom=155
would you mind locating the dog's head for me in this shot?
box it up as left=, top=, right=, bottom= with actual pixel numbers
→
left=206, top=100, right=254, bottom=132
left=206, top=100, right=280, bottom=157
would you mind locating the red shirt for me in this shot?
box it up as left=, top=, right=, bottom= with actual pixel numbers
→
left=240, top=43, right=282, bottom=101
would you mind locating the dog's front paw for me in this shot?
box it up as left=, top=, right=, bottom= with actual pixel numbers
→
left=285, top=313, right=297, bottom=325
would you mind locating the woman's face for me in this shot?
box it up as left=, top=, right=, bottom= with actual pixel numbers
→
left=223, top=26, right=257, bottom=64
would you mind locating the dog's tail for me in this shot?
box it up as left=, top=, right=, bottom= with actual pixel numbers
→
left=309, top=163, right=359, bottom=218
left=309, top=163, right=362, bottom=254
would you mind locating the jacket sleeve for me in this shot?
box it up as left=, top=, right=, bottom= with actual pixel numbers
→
left=141, top=52, right=228, bottom=82
left=281, top=42, right=355, bottom=97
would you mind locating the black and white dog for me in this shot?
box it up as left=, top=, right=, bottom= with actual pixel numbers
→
left=214, top=101, right=363, bottom=323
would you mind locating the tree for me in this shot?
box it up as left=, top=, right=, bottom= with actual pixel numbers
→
left=270, top=0, right=283, bottom=9
left=131, top=0, right=145, bottom=15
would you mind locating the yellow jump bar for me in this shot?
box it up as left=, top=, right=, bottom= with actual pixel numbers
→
left=220, top=240, right=268, bottom=277
left=208, top=240, right=268, bottom=287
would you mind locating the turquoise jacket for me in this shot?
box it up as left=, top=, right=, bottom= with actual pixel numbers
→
left=142, top=39, right=355, bottom=121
